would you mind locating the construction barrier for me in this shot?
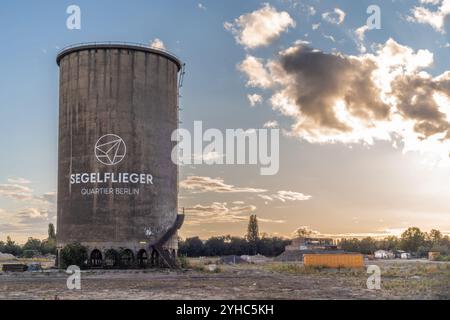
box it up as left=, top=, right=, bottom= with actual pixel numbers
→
left=303, top=254, right=364, bottom=268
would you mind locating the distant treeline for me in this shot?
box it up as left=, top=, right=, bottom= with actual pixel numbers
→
left=180, top=227, right=450, bottom=258
left=338, top=227, right=450, bottom=257
left=179, top=235, right=290, bottom=257
left=0, top=224, right=57, bottom=258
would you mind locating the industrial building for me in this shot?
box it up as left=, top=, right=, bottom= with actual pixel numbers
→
left=56, top=42, right=184, bottom=268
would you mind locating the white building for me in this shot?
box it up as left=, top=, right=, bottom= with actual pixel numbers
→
left=374, top=250, right=395, bottom=259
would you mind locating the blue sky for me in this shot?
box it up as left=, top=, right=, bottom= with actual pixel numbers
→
left=0, top=0, right=449, bottom=242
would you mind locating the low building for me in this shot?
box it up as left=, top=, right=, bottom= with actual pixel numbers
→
left=285, top=237, right=337, bottom=251
left=374, top=250, right=395, bottom=259
left=276, top=237, right=343, bottom=262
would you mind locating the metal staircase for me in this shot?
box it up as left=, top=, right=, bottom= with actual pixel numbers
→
left=151, top=213, right=184, bottom=269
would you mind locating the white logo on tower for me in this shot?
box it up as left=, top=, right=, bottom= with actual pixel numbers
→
left=95, top=134, right=127, bottom=166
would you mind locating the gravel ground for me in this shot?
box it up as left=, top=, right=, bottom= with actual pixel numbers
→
left=0, top=260, right=448, bottom=300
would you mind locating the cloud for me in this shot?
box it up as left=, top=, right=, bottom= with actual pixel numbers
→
left=322, top=8, right=346, bottom=25
left=248, top=93, right=263, bottom=106
left=180, top=176, right=267, bottom=193
left=409, top=0, right=450, bottom=33
left=237, top=38, right=450, bottom=163
left=192, top=152, right=224, bottom=163
left=258, top=190, right=312, bottom=203
left=0, top=184, right=33, bottom=201
left=198, top=3, right=206, bottom=11
left=150, top=38, right=165, bottom=50
left=238, top=56, right=273, bottom=88
left=7, top=178, right=31, bottom=184
left=17, top=208, right=49, bottom=223
left=306, top=6, right=316, bottom=16
left=224, top=3, right=295, bottom=49
left=185, top=202, right=285, bottom=225
left=34, top=192, right=57, bottom=205
left=355, top=25, right=370, bottom=53
left=264, top=120, right=279, bottom=128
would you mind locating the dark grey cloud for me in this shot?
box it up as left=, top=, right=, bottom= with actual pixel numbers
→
left=278, top=45, right=390, bottom=131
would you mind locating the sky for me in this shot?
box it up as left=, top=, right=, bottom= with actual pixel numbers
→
left=0, top=0, right=449, bottom=243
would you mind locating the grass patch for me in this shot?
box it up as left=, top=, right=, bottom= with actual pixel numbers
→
left=266, top=263, right=365, bottom=276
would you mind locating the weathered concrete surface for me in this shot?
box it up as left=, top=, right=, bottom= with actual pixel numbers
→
left=57, top=45, right=181, bottom=254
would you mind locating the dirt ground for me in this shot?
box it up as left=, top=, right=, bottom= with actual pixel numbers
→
left=0, top=259, right=448, bottom=300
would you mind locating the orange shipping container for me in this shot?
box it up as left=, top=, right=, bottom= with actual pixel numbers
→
left=303, top=254, right=364, bottom=268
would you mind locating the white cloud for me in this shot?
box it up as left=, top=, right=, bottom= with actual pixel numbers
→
left=248, top=93, right=263, bottom=106
left=263, top=120, right=279, bottom=128
left=185, top=202, right=285, bottom=225
left=322, top=8, right=346, bottom=25
left=7, top=177, right=31, bottom=184
left=17, top=208, right=49, bottom=222
left=0, top=184, right=33, bottom=201
left=355, top=25, right=370, bottom=53
left=150, top=38, right=166, bottom=50
left=238, top=56, right=273, bottom=88
left=180, top=176, right=267, bottom=193
left=237, top=38, right=450, bottom=165
left=225, top=3, right=296, bottom=49
left=409, top=0, right=450, bottom=33
left=259, top=190, right=312, bottom=203
left=198, top=3, right=206, bottom=11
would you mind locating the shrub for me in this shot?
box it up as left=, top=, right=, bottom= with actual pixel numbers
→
left=177, top=255, right=191, bottom=269
left=60, top=243, right=88, bottom=269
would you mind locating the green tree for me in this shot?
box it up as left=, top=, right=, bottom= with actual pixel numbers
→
left=247, top=215, right=259, bottom=255
left=339, top=238, right=360, bottom=252
left=48, top=223, right=56, bottom=241
left=2, top=236, right=22, bottom=256
left=60, top=243, right=88, bottom=269
left=359, top=237, right=377, bottom=254
left=401, top=227, right=426, bottom=253
left=428, top=229, right=443, bottom=245
left=179, top=237, right=205, bottom=257
left=23, top=238, right=42, bottom=252
left=295, top=227, right=313, bottom=238
left=378, top=236, right=400, bottom=251
left=204, top=237, right=227, bottom=256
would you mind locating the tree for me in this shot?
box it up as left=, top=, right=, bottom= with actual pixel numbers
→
left=48, top=223, right=56, bottom=241
left=401, top=227, right=426, bottom=253
left=428, top=229, right=443, bottom=245
left=23, top=238, right=42, bottom=251
left=204, top=237, right=227, bottom=256
left=378, top=236, right=400, bottom=251
left=247, top=215, right=259, bottom=255
left=247, top=215, right=259, bottom=243
left=339, top=238, right=360, bottom=252
left=60, top=243, right=88, bottom=269
left=295, top=227, right=313, bottom=238
left=179, top=237, right=205, bottom=257
left=2, top=236, right=22, bottom=256
left=359, top=237, right=377, bottom=254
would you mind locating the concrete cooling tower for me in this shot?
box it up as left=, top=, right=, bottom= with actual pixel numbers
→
left=56, top=42, right=184, bottom=268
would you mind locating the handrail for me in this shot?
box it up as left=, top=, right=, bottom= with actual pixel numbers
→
left=56, top=41, right=182, bottom=69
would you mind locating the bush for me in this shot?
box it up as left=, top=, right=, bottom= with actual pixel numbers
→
left=177, top=255, right=191, bottom=269
left=60, top=243, right=88, bottom=269
left=22, top=250, right=39, bottom=258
